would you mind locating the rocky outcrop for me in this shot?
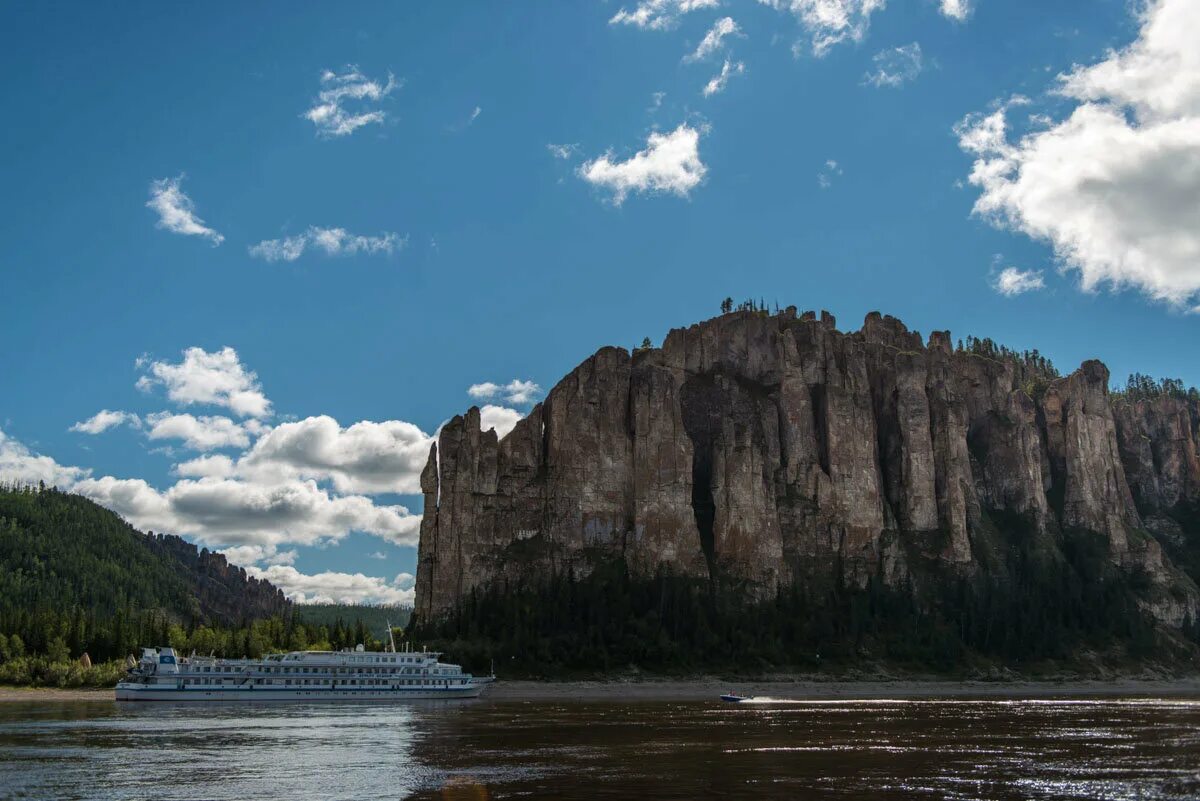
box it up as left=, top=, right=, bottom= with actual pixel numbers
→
left=147, top=533, right=291, bottom=625
left=415, top=309, right=1200, bottom=627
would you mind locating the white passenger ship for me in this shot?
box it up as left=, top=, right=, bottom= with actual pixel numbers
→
left=115, top=641, right=491, bottom=702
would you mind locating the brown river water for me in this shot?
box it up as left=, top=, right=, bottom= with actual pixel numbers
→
left=0, top=695, right=1197, bottom=799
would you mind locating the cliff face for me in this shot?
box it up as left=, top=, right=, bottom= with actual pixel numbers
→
left=416, top=309, right=1200, bottom=627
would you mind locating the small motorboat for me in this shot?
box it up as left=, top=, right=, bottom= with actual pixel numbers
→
left=721, top=693, right=753, bottom=703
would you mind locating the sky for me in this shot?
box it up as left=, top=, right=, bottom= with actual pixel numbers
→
left=1, top=0, right=1198, bottom=605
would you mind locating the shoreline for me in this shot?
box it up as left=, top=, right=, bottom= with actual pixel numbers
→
left=4, top=678, right=1200, bottom=703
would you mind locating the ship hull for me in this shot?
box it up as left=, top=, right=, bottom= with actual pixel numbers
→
left=115, top=684, right=485, bottom=702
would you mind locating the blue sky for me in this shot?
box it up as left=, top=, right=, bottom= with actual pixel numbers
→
left=2, top=0, right=1197, bottom=604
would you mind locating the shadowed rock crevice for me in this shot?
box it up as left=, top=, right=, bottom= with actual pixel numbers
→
left=680, top=375, right=721, bottom=578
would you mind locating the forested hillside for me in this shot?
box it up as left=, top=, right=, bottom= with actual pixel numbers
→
left=0, top=484, right=286, bottom=679
left=0, top=485, right=413, bottom=686
left=297, top=603, right=411, bottom=632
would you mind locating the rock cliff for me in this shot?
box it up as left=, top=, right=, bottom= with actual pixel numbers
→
left=416, top=309, right=1200, bottom=628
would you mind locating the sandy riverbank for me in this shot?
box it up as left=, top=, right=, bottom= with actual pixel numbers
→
left=4, top=678, right=1200, bottom=704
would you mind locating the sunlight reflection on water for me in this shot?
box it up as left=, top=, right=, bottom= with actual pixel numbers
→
left=0, top=696, right=1197, bottom=800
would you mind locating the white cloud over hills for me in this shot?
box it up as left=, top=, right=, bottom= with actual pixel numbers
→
left=246, top=565, right=416, bottom=606
left=7, top=349, right=540, bottom=605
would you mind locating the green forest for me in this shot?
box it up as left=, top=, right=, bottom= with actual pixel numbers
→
left=0, top=485, right=397, bottom=687
left=411, top=517, right=1200, bottom=679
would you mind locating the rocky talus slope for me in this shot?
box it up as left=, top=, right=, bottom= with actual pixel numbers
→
left=416, top=309, right=1200, bottom=627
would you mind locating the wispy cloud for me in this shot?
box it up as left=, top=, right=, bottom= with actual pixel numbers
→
left=468, top=379, right=543, bottom=405
left=547, top=143, right=579, bottom=160
left=610, top=0, right=719, bottom=30
left=70, top=410, right=140, bottom=435
left=817, top=159, right=843, bottom=189
left=244, top=564, right=415, bottom=605
left=146, top=176, right=224, bottom=245
left=249, top=227, right=405, bottom=263
left=703, top=59, right=745, bottom=96
left=992, top=267, right=1045, bottom=296
left=760, top=0, right=887, bottom=57
left=685, top=17, right=741, bottom=62
left=863, top=42, right=924, bottom=88
left=304, top=66, right=398, bottom=138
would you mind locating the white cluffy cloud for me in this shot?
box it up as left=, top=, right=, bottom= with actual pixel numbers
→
left=759, top=0, right=888, bottom=57
left=939, top=0, right=972, bottom=21
left=467, top=379, right=542, bottom=405
left=175, top=454, right=236, bottom=479
left=580, top=123, right=708, bottom=205
left=73, top=473, right=421, bottom=551
left=146, top=176, right=224, bottom=246
left=249, top=227, right=404, bottom=263
left=956, top=0, right=1200, bottom=311
left=478, top=405, right=523, bottom=439
left=3, top=344, right=546, bottom=605
left=145, top=412, right=250, bottom=452
left=238, top=416, right=434, bottom=495
left=245, top=565, right=416, bottom=606
left=609, top=0, right=719, bottom=30
left=703, top=59, right=746, bottom=97
left=70, top=410, right=140, bottom=435
left=1, top=426, right=421, bottom=606
left=305, top=67, right=398, bottom=138
left=993, top=267, right=1045, bottom=296
left=221, top=545, right=297, bottom=568
left=686, top=17, right=741, bottom=62
left=137, top=346, right=272, bottom=419
left=863, top=42, right=924, bottom=88
left=0, top=429, right=88, bottom=488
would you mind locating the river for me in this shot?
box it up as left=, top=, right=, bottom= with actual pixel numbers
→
left=0, top=695, right=1197, bottom=799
